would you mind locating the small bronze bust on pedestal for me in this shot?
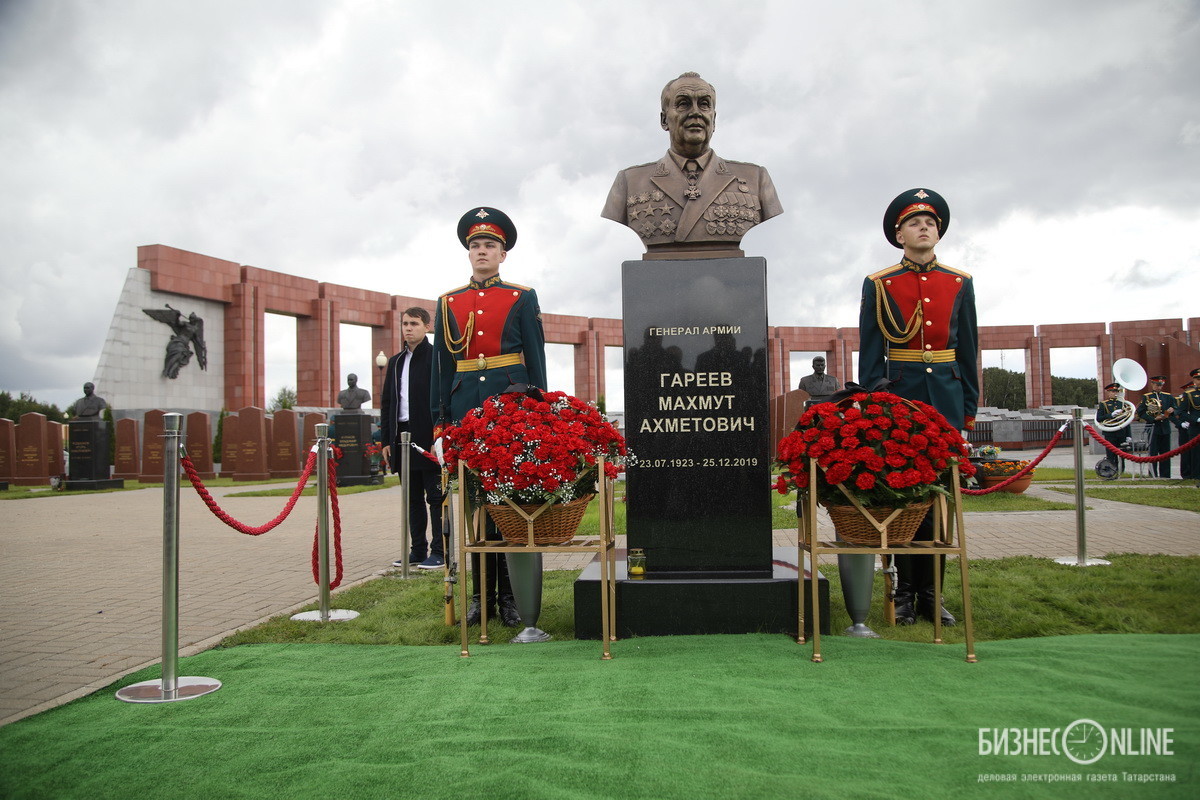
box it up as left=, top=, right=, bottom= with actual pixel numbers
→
left=601, top=71, right=783, bottom=259
left=337, top=374, right=371, bottom=411
left=72, top=382, right=108, bottom=419
left=798, top=357, right=840, bottom=404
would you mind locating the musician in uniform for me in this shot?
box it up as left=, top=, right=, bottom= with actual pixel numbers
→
left=431, top=207, right=547, bottom=627
left=1176, top=368, right=1200, bottom=483
left=1096, top=382, right=1133, bottom=476
left=857, top=188, right=977, bottom=629
left=1136, top=375, right=1177, bottom=478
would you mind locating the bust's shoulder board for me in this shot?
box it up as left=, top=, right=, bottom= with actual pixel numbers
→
left=867, top=263, right=905, bottom=281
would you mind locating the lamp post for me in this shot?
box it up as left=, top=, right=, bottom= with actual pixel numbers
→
left=375, top=350, right=387, bottom=400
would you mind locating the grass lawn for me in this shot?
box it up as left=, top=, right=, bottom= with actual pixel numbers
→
left=1045, top=485, right=1200, bottom=513
left=228, top=475, right=399, bottom=497
left=218, top=552, right=1200, bottom=648
left=1033, top=466, right=1177, bottom=485
left=0, top=473, right=320, bottom=500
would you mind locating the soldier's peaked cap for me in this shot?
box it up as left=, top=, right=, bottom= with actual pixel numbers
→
left=884, top=188, right=950, bottom=248
left=458, top=207, right=517, bottom=250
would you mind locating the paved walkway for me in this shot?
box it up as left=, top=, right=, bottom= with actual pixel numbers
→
left=1, top=450, right=1196, bottom=726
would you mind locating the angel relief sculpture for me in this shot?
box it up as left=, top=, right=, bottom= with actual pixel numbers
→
left=142, top=304, right=208, bottom=379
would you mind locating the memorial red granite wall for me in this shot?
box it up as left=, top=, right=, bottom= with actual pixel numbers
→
left=135, top=245, right=1198, bottom=413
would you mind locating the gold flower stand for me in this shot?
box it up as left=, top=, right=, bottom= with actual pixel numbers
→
left=797, top=458, right=977, bottom=662
left=456, top=458, right=618, bottom=659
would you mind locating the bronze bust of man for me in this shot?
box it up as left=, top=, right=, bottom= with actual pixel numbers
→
left=797, top=356, right=839, bottom=404
left=337, top=373, right=371, bottom=411
left=72, top=382, right=108, bottom=419
left=601, top=72, right=783, bottom=259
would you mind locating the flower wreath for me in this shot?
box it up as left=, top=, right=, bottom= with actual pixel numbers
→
left=774, top=391, right=975, bottom=507
left=443, top=390, right=630, bottom=506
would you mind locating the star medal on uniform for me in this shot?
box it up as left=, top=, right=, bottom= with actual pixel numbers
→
left=684, top=159, right=701, bottom=200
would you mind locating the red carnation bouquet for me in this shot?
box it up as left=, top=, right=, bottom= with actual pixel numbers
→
left=443, top=390, right=630, bottom=505
left=774, top=391, right=975, bottom=507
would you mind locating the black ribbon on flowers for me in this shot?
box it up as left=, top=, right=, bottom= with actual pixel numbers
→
left=502, top=383, right=545, bottom=402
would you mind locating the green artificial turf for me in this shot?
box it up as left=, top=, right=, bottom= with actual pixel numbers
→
left=1, top=635, right=1196, bottom=798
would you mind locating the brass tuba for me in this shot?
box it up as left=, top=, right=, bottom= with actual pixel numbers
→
left=1095, top=359, right=1146, bottom=432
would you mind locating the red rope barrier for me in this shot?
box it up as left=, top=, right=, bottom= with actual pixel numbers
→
left=181, top=448, right=345, bottom=590
left=1084, top=423, right=1200, bottom=463
left=311, top=456, right=344, bottom=590
left=962, top=427, right=1068, bottom=495
left=181, top=451, right=317, bottom=534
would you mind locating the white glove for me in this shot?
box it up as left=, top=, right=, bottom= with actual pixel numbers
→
left=1182, top=422, right=1191, bottom=430
left=432, top=437, right=445, bottom=467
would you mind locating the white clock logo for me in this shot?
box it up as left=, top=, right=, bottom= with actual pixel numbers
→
left=1062, top=719, right=1107, bottom=765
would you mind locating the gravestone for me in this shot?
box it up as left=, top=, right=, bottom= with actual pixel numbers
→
left=113, top=418, right=140, bottom=480
left=139, top=410, right=167, bottom=483
left=770, top=388, right=810, bottom=458
left=0, top=417, right=16, bottom=485
left=47, top=421, right=65, bottom=477
left=185, top=411, right=215, bottom=479
left=575, top=258, right=828, bottom=637
left=13, top=412, right=49, bottom=486
left=65, top=418, right=123, bottom=490
left=270, top=409, right=301, bottom=478
left=332, top=412, right=380, bottom=486
left=233, top=406, right=270, bottom=481
left=219, top=412, right=239, bottom=478
left=622, top=258, right=773, bottom=574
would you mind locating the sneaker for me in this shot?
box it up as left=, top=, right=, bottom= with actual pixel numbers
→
left=417, top=555, right=445, bottom=570
left=391, top=553, right=426, bottom=568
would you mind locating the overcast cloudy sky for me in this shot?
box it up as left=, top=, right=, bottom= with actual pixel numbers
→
left=1, top=0, right=1197, bottom=411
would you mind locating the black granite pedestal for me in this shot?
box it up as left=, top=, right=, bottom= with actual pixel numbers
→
left=574, top=256, right=799, bottom=636
left=574, top=547, right=830, bottom=639
left=64, top=419, right=123, bottom=491
left=332, top=413, right=384, bottom=487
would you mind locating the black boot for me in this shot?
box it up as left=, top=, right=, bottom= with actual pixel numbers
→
left=466, top=596, right=482, bottom=626
left=467, top=555, right=496, bottom=625
left=893, top=581, right=917, bottom=625
left=915, top=555, right=956, bottom=626
left=497, top=594, right=522, bottom=627
left=917, top=587, right=957, bottom=626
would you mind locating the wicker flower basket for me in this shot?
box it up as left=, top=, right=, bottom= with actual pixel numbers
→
left=486, top=494, right=595, bottom=545
left=819, top=500, right=933, bottom=546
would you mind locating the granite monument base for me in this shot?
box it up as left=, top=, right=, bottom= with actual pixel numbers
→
left=63, top=478, right=125, bottom=491
left=66, top=420, right=120, bottom=490
left=332, top=413, right=383, bottom=487
left=573, top=547, right=830, bottom=639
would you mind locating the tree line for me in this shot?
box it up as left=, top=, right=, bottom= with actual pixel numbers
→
left=982, top=367, right=1100, bottom=411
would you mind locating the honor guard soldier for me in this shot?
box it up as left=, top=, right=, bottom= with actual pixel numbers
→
left=1096, top=382, right=1133, bottom=477
left=1177, top=368, right=1200, bottom=484
left=1136, top=375, right=1177, bottom=478
left=856, top=188, right=978, bottom=630
left=431, top=207, right=548, bottom=627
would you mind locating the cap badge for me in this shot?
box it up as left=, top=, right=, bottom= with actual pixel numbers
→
left=914, top=189, right=930, bottom=199
left=475, top=208, right=489, bottom=219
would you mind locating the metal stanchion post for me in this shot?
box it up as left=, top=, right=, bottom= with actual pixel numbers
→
left=292, top=423, right=360, bottom=622
left=1055, top=408, right=1111, bottom=567
left=399, top=431, right=412, bottom=578
left=117, top=413, right=222, bottom=703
